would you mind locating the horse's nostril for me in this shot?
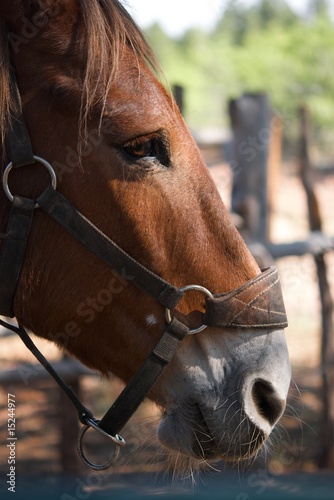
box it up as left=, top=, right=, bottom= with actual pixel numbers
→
left=251, top=379, right=285, bottom=426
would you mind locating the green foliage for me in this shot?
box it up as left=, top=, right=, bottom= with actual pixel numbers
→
left=144, top=0, right=334, bottom=153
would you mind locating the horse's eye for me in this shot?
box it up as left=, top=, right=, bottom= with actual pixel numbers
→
left=123, top=138, right=154, bottom=159
left=121, top=132, right=170, bottom=168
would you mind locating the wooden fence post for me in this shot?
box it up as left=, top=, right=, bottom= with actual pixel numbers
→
left=173, top=84, right=184, bottom=115
left=57, top=357, right=81, bottom=474
left=298, top=105, right=334, bottom=469
left=228, top=93, right=271, bottom=243
left=267, top=113, right=282, bottom=241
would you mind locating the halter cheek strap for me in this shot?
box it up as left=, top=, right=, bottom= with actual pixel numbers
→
left=0, top=68, right=288, bottom=471
left=0, top=68, right=36, bottom=317
left=0, top=196, right=35, bottom=316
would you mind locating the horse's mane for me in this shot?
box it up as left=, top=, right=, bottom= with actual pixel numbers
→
left=0, top=0, right=159, bottom=145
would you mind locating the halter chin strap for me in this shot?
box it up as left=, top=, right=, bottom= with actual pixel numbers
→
left=0, top=68, right=288, bottom=471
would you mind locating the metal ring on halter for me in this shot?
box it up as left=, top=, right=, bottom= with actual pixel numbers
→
left=2, top=155, right=57, bottom=208
left=165, top=284, right=214, bottom=334
left=77, top=416, right=126, bottom=471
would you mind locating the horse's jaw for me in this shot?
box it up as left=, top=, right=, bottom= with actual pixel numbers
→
left=155, top=327, right=291, bottom=463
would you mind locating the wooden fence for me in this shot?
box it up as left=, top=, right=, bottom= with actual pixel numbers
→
left=228, top=93, right=334, bottom=469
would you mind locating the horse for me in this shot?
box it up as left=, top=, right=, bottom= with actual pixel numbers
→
left=0, top=0, right=291, bottom=472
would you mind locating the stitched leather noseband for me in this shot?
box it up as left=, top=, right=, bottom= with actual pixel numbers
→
left=0, top=69, right=288, bottom=470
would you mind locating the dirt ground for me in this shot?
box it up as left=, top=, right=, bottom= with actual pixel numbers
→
left=0, top=160, right=334, bottom=497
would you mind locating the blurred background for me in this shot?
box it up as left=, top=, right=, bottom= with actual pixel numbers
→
left=132, top=0, right=334, bottom=159
left=1, top=0, right=334, bottom=498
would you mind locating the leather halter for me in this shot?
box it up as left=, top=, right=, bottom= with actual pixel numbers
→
left=0, top=70, right=288, bottom=470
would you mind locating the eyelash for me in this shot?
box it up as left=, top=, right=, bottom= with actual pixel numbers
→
left=121, top=134, right=170, bottom=167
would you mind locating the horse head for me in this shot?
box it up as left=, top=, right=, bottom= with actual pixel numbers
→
left=0, top=0, right=290, bottom=469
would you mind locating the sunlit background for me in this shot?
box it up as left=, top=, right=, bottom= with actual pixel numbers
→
left=124, top=0, right=334, bottom=159
left=125, top=0, right=334, bottom=37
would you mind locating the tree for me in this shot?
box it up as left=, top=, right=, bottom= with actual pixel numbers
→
left=308, top=0, right=330, bottom=18
left=143, top=0, right=334, bottom=150
left=214, top=0, right=250, bottom=45
left=256, top=0, right=298, bottom=28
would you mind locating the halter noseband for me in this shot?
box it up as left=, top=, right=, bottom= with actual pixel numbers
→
left=0, top=69, right=288, bottom=470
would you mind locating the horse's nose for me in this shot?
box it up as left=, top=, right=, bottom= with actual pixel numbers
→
left=244, top=375, right=287, bottom=433
left=251, top=379, right=286, bottom=425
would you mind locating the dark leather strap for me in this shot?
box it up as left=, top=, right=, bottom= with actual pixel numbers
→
left=0, top=319, right=94, bottom=423
left=37, top=186, right=184, bottom=310
left=0, top=196, right=35, bottom=317
left=0, top=68, right=36, bottom=317
left=98, top=317, right=189, bottom=435
left=204, top=266, right=288, bottom=329
left=7, top=68, right=35, bottom=167
left=0, top=316, right=189, bottom=438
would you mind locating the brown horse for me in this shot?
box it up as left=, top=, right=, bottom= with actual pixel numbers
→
left=0, top=0, right=290, bottom=471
